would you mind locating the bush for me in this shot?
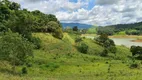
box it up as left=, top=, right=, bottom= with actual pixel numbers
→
left=0, top=30, right=34, bottom=72
left=130, top=63, right=140, bottom=69
left=30, top=37, right=41, bottom=49
left=73, top=26, right=78, bottom=31
left=22, top=67, right=28, bottom=74
left=75, top=37, right=82, bottom=43
left=130, top=46, right=142, bottom=56
left=53, top=28, right=63, bottom=39
left=78, top=43, right=88, bottom=54
left=109, top=46, right=117, bottom=53
left=100, top=49, right=108, bottom=57
left=44, top=63, right=60, bottom=71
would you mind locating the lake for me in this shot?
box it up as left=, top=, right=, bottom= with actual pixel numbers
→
left=110, top=38, right=142, bottom=47
left=84, top=36, right=142, bottom=47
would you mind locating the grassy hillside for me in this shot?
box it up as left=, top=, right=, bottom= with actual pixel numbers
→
left=0, top=33, right=142, bottom=80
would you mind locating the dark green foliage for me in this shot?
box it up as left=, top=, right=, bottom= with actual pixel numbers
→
left=130, top=46, right=142, bottom=56
left=0, top=22, right=7, bottom=32
left=47, top=21, right=60, bottom=32
left=126, top=30, right=140, bottom=35
left=29, top=37, right=41, bottom=49
left=95, top=34, right=115, bottom=48
left=9, top=2, right=20, bottom=10
left=0, top=0, right=64, bottom=40
left=100, top=49, right=108, bottom=57
left=97, top=27, right=114, bottom=35
left=43, top=63, right=60, bottom=71
left=52, top=28, right=63, bottom=39
left=109, top=46, right=117, bottom=53
left=95, top=34, right=117, bottom=56
left=0, top=31, right=34, bottom=67
left=78, top=43, right=88, bottom=54
left=48, top=14, right=58, bottom=22
left=22, top=67, right=27, bottom=74
left=73, top=26, right=78, bottom=31
left=104, top=21, right=142, bottom=35
left=130, top=63, right=140, bottom=69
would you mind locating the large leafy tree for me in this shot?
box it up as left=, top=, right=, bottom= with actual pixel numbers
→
left=130, top=46, right=142, bottom=56
left=0, top=0, right=64, bottom=39
left=95, top=34, right=117, bottom=54
left=0, top=30, right=34, bottom=72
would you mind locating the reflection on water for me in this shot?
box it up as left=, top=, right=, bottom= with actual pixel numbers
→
left=85, top=36, right=142, bottom=47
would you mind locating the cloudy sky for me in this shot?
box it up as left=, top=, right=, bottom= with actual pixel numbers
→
left=10, top=0, right=142, bottom=26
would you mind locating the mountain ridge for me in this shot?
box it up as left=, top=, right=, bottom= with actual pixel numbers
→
left=61, top=23, right=92, bottom=29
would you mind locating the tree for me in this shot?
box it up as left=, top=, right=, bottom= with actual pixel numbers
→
left=0, top=30, right=34, bottom=72
left=48, top=14, right=57, bottom=22
left=47, top=21, right=60, bottom=32
left=73, top=26, right=78, bottom=31
left=95, top=34, right=116, bottom=55
left=130, top=46, right=142, bottom=56
left=52, top=28, right=63, bottom=39
left=78, top=43, right=88, bottom=54
left=47, top=21, right=63, bottom=39
left=9, top=2, right=20, bottom=10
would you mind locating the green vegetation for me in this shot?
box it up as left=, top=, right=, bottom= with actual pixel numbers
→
left=1, top=0, right=142, bottom=80
left=0, top=30, right=33, bottom=73
left=86, top=25, right=98, bottom=34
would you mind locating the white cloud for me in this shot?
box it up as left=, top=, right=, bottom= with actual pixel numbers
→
left=10, top=0, right=88, bottom=13
left=9, top=0, right=142, bottom=26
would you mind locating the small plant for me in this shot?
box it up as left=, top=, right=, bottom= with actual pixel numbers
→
left=78, top=43, right=88, bottom=54
left=29, top=37, right=41, bottom=49
left=75, top=37, right=82, bottom=43
left=45, top=63, right=60, bottom=71
left=26, top=63, right=32, bottom=67
left=100, top=49, right=108, bottom=57
left=22, top=67, right=28, bottom=74
left=130, top=63, right=140, bottom=69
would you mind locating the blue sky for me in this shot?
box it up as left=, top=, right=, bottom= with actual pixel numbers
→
left=10, top=0, right=142, bottom=26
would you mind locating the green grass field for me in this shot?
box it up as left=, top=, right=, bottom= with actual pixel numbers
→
left=0, top=33, right=142, bottom=80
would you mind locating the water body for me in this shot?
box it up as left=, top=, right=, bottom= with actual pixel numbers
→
left=84, top=36, right=142, bottom=47
left=110, top=38, right=142, bottom=47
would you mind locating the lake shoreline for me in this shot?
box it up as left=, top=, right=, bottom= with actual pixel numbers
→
left=82, top=34, right=142, bottom=47
left=109, top=35, right=142, bottom=42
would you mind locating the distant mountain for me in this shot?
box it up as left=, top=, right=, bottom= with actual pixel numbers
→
left=61, top=23, right=92, bottom=29
left=106, top=21, right=142, bottom=29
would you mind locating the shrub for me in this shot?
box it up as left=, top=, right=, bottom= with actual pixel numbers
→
left=30, top=37, right=41, bottom=49
left=130, top=63, right=140, bottom=69
left=130, top=46, right=142, bottom=56
left=109, top=46, right=117, bottom=53
left=78, top=43, right=88, bottom=54
left=53, top=28, right=63, bottom=39
left=100, top=49, right=108, bottom=57
left=73, top=26, right=78, bottom=31
left=0, top=30, right=34, bottom=72
left=75, top=37, right=82, bottom=43
left=22, top=67, right=28, bottom=74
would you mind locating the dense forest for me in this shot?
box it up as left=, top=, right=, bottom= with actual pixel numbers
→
left=97, top=21, right=142, bottom=35
left=0, top=0, right=63, bottom=39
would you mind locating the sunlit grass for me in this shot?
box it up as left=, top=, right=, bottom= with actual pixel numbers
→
left=0, top=33, right=142, bottom=80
